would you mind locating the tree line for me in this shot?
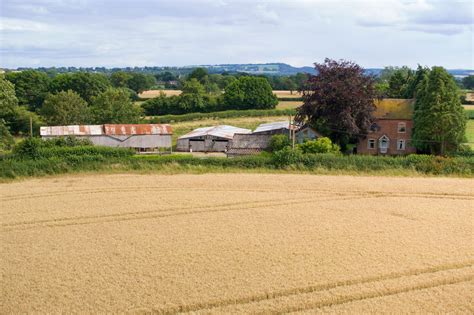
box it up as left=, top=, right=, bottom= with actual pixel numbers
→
left=374, top=66, right=474, bottom=100
left=142, top=69, right=278, bottom=115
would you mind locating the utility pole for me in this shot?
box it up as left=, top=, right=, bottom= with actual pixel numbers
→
left=288, top=115, right=292, bottom=147
left=291, top=115, right=295, bottom=150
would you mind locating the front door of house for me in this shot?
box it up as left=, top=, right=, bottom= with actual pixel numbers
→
left=379, top=135, right=389, bottom=154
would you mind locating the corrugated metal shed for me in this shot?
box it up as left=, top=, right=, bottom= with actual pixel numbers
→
left=40, top=125, right=103, bottom=136
left=178, top=125, right=251, bottom=140
left=253, top=121, right=297, bottom=133
left=104, top=124, right=172, bottom=135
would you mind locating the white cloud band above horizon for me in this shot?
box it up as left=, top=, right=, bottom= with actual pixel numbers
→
left=0, top=0, right=473, bottom=69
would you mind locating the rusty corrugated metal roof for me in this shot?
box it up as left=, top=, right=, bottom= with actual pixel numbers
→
left=40, top=125, right=104, bottom=136
left=40, top=124, right=172, bottom=136
left=178, top=125, right=251, bottom=140
left=103, top=124, right=172, bottom=135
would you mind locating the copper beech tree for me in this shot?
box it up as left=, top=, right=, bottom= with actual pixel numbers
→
left=296, top=58, right=377, bottom=149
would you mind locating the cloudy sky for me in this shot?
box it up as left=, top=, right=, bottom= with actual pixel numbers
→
left=0, top=0, right=473, bottom=69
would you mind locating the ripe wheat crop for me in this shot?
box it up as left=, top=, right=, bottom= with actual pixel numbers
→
left=1, top=174, right=473, bottom=313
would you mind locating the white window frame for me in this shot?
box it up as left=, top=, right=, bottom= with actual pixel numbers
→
left=397, top=122, right=406, bottom=133
left=367, top=139, right=376, bottom=149
left=397, top=139, right=406, bottom=151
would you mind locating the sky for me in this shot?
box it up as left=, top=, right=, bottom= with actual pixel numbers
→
left=0, top=0, right=473, bottom=69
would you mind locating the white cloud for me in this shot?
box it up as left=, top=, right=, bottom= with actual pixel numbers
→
left=0, top=0, right=472, bottom=68
left=0, top=18, right=50, bottom=31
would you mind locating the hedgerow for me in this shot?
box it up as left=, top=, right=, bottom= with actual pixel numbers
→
left=1, top=137, right=473, bottom=179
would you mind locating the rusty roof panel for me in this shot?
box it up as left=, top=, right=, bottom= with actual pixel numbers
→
left=40, top=125, right=103, bottom=136
left=178, top=125, right=251, bottom=140
left=103, top=124, right=172, bottom=135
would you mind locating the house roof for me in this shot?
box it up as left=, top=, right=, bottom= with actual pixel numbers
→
left=253, top=121, right=298, bottom=133
left=374, top=99, right=414, bottom=120
left=178, top=125, right=252, bottom=140
left=40, top=124, right=172, bottom=136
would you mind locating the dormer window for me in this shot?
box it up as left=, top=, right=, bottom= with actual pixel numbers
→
left=398, top=122, right=406, bottom=133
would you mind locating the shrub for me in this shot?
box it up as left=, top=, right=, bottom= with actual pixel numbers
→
left=12, top=137, right=43, bottom=159
left=0, top=120, right=14, bottom=151
left=271, top=146, right=303, bottom=167
left=298, top=137, right=341, bottom=154
left=269, top=134, right=291, bottom=152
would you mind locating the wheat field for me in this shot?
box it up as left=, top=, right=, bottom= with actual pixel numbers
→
left=1, top=174, right=473, bottom=313
left=139, top=90, right=182, bottom=98
left=139, top=90, right=303, bottom=99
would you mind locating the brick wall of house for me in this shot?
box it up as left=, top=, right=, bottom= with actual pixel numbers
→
left=357, top=119, right=416, bottom=155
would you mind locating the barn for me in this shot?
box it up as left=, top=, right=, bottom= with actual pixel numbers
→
left=40, top=124, right=173, bottom=152
left=176, top=125, right=251, bottom=152
left=227, top=121, right=320, bottom=157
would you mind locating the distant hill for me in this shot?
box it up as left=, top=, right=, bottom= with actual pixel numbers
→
left=194, top=63, right=317, bottom=75
left=194, top=63, right=473, bottom=78
left=5, top=63, right=473, bottom=78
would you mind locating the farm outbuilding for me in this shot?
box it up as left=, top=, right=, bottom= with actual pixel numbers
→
left=227, top=121, right=320, bottom=157
left=40, top=124, right=173, bottom=152
left=176, top=125, right=251, bottom=152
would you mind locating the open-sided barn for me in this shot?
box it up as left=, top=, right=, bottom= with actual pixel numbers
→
left=40, top=124, right=173, bottom=152
left=227, top=121, right=320, bottom=157
left=176, top=125, right=251, bottom=152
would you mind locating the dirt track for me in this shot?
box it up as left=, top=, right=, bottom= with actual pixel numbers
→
left=1, top=174, right=473, bottom=313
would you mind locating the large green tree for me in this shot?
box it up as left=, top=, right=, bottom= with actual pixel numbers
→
left=0, top=76, right=43, bottom=136
left=412, top=67, right=467, bottom=155
left=50, top=72, right=110, bottom=103
left=41, top=90, right=90, bottom=125
left=0, top=76, right=18, bottom=119
left=178, top=79, right=209, bottom=113
left=5, top=70, right=51, bottom=111
left=296, top=58, right=377, bottom=148
left=0, top=77, right=18, bottom=147
left=462, top=75, right=474, bottom=90
left=91, top=88, right=142, bottom=123
left=188, top=67, right=208, bottom=83
left=110, top=71, right=133, bottom=88
left=127, top=73, right=156, bottom=93
left=223, top=76, right=278, bottom=110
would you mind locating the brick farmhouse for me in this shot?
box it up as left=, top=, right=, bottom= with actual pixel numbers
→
left=357, top=99, right=416, bottom=155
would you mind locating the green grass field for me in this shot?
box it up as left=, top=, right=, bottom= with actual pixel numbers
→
left=466, top=120, right=474, bottom=149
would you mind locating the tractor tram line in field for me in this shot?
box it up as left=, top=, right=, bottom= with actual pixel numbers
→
left=2, top=188, right=473, bottom=232
left=153, top=263, right=474, bottom=314
left=1, top=174, right=473, bottom=313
